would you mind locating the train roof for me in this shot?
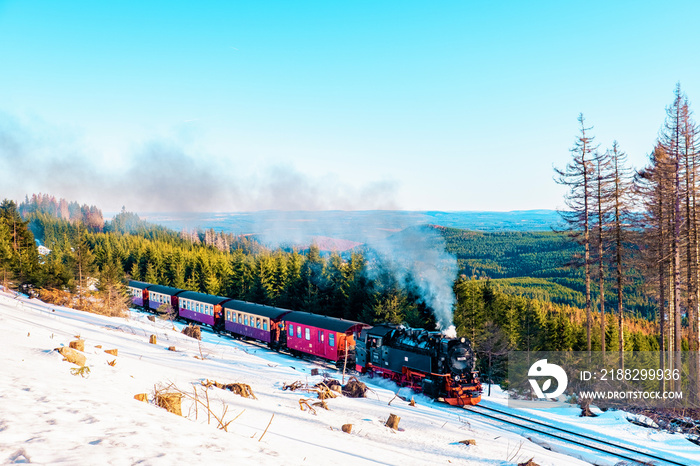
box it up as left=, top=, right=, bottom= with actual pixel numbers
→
left=178, top=291, right=230, bottom=306
left=284, top=311, right=370, bottom=334
left=362, top=323, right=399, bottom=338
left=146, top=284, right=185, bottom=296
left=222, top=300, right=292, bottom=320
left=127, top=280, right=153, bottom=290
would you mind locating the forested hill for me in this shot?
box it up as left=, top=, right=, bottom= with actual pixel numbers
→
left=437, top=226, right=654, bottom=320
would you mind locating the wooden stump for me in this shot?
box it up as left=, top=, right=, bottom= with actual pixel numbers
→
left=134, top=393, right=148, bottom=402
left=69, top=340, right=85, bottom=352
left=57, top=347, right=86, bottom=366
left=409, top=397, right=416, bottom=407
left=385, top=413, right=401, bottom=430
left=155, top=392, right=182, bottom=416
left=518, top=459, right=540, bottom=466
left=341, top=424, right=353, bottom=434
left=147, top=316, right=156, bottom=322
left=104, top=349, right=118, bottom=356
left=168, top=346, right=176, bottom=351
left=459, top=439, right=476, bottom=446
left=149, top=334, right=157, bottom=345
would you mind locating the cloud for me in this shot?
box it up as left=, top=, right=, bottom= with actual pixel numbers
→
left=0, top=112, right=399, bottom=212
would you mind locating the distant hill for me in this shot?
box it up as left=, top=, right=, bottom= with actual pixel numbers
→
left=126, top=210, right=563, bottom=244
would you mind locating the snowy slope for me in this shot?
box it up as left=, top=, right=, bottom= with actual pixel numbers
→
left=0, top=289, right=693, bottom=465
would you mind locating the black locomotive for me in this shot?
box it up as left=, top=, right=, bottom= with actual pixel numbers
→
left=355, top=324, right=482, bottom=405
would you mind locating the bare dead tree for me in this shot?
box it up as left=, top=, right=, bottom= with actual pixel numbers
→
left=609, top=141, right=634, bottom=366
left=555, top=114, right=597, bottom=352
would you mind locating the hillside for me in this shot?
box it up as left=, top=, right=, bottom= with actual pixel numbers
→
left=0, top=288, right=587, bottom=465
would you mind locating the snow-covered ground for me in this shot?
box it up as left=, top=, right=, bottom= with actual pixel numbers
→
left=0, top=288, right=697, bottom=465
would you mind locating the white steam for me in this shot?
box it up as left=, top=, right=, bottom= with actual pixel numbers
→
left=372, top=225, right=458, bottom=332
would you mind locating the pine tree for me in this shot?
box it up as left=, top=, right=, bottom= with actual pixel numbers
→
left=71, top=223, right=95, bottom=307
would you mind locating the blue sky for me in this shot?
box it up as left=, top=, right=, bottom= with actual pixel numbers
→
left=1, top=1, right=699, bottom=212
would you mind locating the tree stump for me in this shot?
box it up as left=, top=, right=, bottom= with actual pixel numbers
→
left=147, top=316, right=156, bottom=322
left=155, top=392, right=182, bottom=416
left=518, top=459, right=540, bottom=466
left=104, top=349, right=118, bottom=356
left=134, top=393, right=148, bottom=402
left=385, top=413, right=400, bottom=430
left=149, top=334, right=157, bottom=345
left=57, top=347, right=86, bottom=366
left=69, top=340, right=85, bottom=351
left=168, top=346, right=176, bottom=351
left=341, top=424, right=353, bottom=434
left=459, top=439, right=476, bottom=446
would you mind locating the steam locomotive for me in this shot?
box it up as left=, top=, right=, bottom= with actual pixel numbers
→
left=355, top=324, right=482, bottom=405
left=128, top=279, right=482, bottom=406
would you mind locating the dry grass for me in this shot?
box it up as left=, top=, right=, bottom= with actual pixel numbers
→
left=153, top=381, right=248, bottom=432
left=38, top=288, right=129, bottom=318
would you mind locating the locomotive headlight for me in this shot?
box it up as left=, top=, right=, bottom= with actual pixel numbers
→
left=454, top=375, right=461, bottom=381
left=460, top=337, right=465, bottom=343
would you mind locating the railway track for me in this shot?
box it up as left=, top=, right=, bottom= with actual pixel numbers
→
left=464, top=403, right=687, bottom=465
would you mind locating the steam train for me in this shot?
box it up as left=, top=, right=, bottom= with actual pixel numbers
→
left=356, top=325, right=482, bottom=406
left=127, top=279, right=482, bottom=405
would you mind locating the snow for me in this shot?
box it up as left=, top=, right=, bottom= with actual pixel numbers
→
left=0, top=288, right=696, bottom=465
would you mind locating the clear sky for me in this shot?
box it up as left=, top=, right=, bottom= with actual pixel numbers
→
left=1, top=1, right=699, bottom=212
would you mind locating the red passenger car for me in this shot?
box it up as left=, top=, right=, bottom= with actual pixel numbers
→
left=283, top=312, right=369, bottom=366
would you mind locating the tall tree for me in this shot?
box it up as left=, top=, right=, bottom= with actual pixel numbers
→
left=592, top=148, right=613, bottom=352
left=555, top=114, right=597, bottom=351
left=71, top=223, right=95, bottom=307
left=608, top=141, right=634, bottom=363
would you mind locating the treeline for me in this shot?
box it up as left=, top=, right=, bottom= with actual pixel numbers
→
left=554, top=83, right=700, bottom=378
left=19, top=193, right=104, bottom=232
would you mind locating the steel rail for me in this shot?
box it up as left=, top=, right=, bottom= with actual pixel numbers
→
left=465, top=403, right=687, bottom=466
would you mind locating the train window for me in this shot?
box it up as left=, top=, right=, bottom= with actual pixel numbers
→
left=305, top=328, right=310, bottom=340
left=329, top=333, right=335, bottom=347
left=237, top=313, right=242, bottom=324
left=321, top=332, right=324, bottom=343
left=318, top=331, right=321, bottom=342
left=256, top=318, right=261, bottom=329
left=288, top=324, right=293, bottom=336
left=263, top=319, right=268, bottom=331
left=244, top=316, right=249, bottom=326
left=297, top=326, right=302, bottom=339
